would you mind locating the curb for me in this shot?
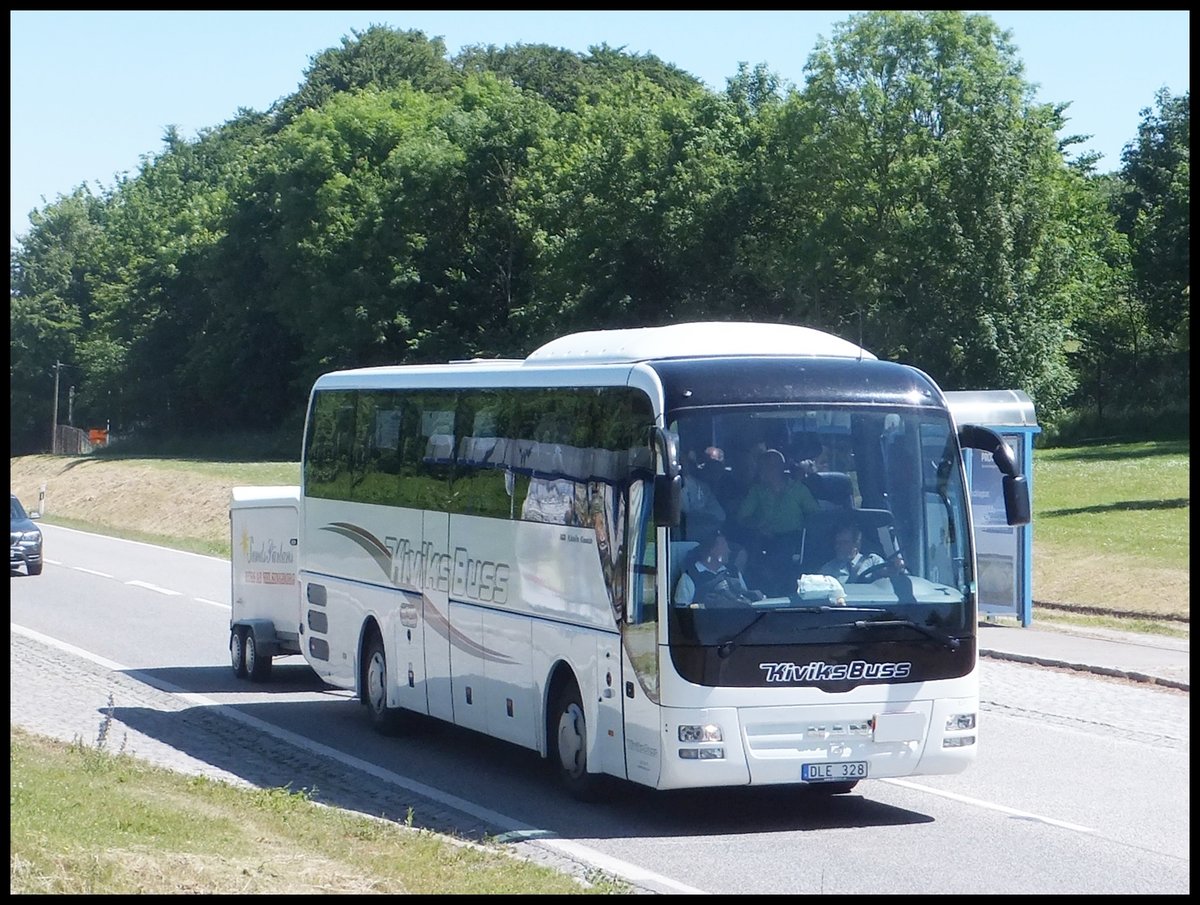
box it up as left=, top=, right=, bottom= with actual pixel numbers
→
left=979, top=649, right=1189, bottom=693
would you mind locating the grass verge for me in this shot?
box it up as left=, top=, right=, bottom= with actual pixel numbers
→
left=9, top=724, right=626, bottom=895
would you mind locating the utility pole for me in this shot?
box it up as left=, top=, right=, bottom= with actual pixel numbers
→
left=50, top=360, right=61, bottom=454
left=68, top=385, right=75, bottom=426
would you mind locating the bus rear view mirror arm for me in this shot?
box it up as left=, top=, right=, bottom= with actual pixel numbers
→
left=957, top=424, right=1031, bottom=526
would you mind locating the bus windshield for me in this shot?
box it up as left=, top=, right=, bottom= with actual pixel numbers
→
left=666, top=404, right=974, bottom=649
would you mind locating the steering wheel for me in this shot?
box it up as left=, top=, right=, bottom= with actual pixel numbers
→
left=853, top=551, right=905, bottom=584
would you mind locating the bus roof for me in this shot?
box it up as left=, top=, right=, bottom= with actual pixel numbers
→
left=524, top=322, right=875, bottom=365
left=312, top=322, right=878, bottom=390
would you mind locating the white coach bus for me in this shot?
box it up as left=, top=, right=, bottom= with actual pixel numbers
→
left=290, top=322, right=1029, bottom=799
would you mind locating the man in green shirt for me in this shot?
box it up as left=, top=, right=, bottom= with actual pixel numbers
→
left=736, top=448, right=820, bottom=537
left=734, top=448, right=820, bottom=594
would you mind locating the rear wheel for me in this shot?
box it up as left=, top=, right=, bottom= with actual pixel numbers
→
left=230, top=628, right=247, bottom=678
left=549, top=682, right=603, bottom=801
left=363, top=632, right=404, bottom=735
left=244, top=630, right=272, bottom=682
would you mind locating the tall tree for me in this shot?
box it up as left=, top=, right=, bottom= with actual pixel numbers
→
left=1117, top=88, right=1189, bottom=382
left=747, top=10, right=1119, bottom=416
left=523, top=75, right=752, bottom=339
left=273, top=26, right=458, bottom=125
left=9, top=192, right=98, bottom=452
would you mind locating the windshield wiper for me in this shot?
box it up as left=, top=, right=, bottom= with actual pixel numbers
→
left=839, top=616, right=961, bottom=651
left=712, top=604, right=890, bottom=656
left=710, top=606, right=959, bottom=655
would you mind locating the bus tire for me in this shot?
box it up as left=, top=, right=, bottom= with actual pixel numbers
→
left=245, top=630, right=272, bottom=682
left=550, top=682, right=603, bottom=801
left=230, top=628, right=248, bottom=678
left=364, top=632, right=404, bottom=735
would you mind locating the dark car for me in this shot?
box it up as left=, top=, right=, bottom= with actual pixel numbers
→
left=11, top=493, right=43, bottom=576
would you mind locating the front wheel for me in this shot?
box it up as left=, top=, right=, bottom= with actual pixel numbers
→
left=26, top=562, right=43, bottom=576
left=549, top=682, right=604, bottom=801
left=363, top=633, right=404, bottom=735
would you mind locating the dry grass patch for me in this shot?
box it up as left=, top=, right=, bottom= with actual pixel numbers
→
left=10, top=455, right=298, bottom=557
left=1032, top=543, right=1189, bottom=620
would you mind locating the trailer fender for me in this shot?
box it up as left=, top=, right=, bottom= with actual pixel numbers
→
left=231, top=618, right=282, bottom=656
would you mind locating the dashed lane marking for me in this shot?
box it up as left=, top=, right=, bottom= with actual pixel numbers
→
left=126, top=580, right=182, bottom=596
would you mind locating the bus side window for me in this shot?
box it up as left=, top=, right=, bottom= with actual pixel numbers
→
left=626, top=480, right=657, bottom=624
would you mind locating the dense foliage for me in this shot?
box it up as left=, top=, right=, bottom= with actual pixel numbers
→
left=10, top=13, right=1189, bottom=454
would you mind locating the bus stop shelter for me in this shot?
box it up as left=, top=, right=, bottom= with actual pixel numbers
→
left=944, top=390, right=1040, bottom=626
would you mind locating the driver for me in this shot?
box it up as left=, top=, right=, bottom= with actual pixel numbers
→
left=819, top=524, right=887, bottom=583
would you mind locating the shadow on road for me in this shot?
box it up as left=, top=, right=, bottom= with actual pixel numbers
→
left=103, top=666, right=935, bottom=848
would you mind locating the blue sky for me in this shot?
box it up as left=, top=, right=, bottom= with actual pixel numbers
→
left=9, top=10, right=1190, bottom=244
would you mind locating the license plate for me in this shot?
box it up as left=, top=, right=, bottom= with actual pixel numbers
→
left=802, top=761, right=868, bottom=782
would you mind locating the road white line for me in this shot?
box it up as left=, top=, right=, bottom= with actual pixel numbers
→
left=126, top=580, right=182, bottom=596
left=10, top=623, right=706, bottom=896
left=194, top=597, right=230, bottom=610
left=881, top=778, right=1097, bottom=833
left=73, top=567, right=113, bottom=578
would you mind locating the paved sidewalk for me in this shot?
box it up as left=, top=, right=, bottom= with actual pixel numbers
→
left=977, top=619, right=1189, bottom=691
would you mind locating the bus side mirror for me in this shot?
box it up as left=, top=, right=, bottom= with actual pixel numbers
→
left=1002, top=474, right=1031, bottom=526
left=958, top=424, right=1031, bottom=527
left=654, top=474, right=682, bottom=527
left=651, top=427, right=682, bottom=528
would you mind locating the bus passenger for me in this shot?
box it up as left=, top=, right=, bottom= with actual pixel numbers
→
left=674, top=530, right=765, bottom=607
left=735, top=448, right=820, bottom=538
left=680, top=446, right=727, bottom=541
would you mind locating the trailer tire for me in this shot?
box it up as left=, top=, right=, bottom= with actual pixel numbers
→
left=230, top=628, right=248, bottom=678
left=549, top=681, right=603, bottom=801
left=244, top=630, right=273, bottom=683
left=364, top=632, right=404, bottom=735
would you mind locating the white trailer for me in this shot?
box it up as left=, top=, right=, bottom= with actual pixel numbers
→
left=228, top=485, right=303, bottom=681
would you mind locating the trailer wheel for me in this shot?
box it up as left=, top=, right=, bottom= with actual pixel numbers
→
left=230, top=628, right=248, bottom=678
left=549, top=681, right=603, bottom=801
left=363, top=632, right=403, bottom=735
left=244, top=630, right=273, bottom=682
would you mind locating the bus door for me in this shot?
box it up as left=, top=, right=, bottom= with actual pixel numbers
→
left=619, top=478, right=663, bottom=787
left=420, top=509, right=456, bottom=724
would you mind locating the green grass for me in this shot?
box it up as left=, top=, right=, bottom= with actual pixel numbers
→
left=1032, top=439, right=1189, bottom=564
left=10, top=725, right=628, bottom=895
left=1030, top=438, right=1189, bottom=622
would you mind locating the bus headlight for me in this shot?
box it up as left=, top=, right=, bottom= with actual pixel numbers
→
left=945, top=713, right=976, bottom=731
left=943, top=735, right=976, bottom=748
left=678, top=724, right=723, bottom=743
